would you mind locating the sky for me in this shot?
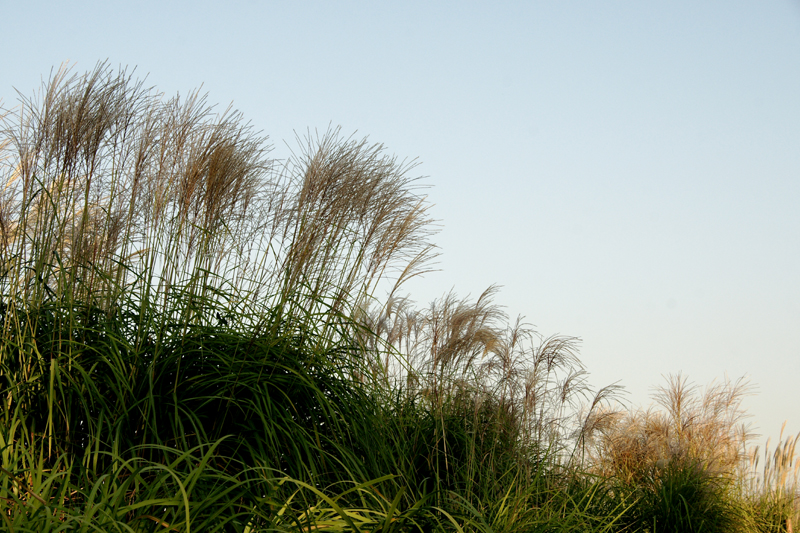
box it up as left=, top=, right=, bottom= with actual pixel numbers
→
left=2, top=1, right=799, bottom=447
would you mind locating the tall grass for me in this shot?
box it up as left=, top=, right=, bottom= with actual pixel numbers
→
left=0, top=62, right=617, bottom=531
left=743, top=424, right=800, bottom=532
left=357, top=286, right=622, bottom=500
left=3, top=62, right=792, bottom=532
left=0, top=62, right=445, bottom=528
left=585, top=374, right=754, bottom=482
left=580, top=374, right=800, bottom=532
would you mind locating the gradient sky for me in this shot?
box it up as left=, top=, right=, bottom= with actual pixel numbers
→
left=3, top=1, right=799, bottom=446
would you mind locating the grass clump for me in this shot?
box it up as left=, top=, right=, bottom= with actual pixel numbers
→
left=1, top=62, right=796, bottom=532
left=583, top=373, right=800, bottom=532
left=0, top=62, right=443, bottom=529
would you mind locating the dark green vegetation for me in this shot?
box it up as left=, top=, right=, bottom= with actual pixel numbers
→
left=1, top=63, right=797, bottom=531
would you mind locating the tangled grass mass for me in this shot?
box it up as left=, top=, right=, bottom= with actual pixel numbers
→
left=0, top=63, right=797, bottom=532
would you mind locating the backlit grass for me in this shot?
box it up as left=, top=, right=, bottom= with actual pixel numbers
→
left=0, top=62, right=795, bottom=532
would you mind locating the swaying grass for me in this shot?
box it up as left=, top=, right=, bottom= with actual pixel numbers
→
left=1, top=62, right=794, bottom=532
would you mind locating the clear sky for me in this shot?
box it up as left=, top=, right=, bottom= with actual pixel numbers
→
left=3, top=1, right=799, bottom=445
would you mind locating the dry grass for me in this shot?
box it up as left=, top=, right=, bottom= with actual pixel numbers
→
left=1, top=63, right=270, bottom=307
left=746, top=424, right=800, bottom=496
left=273, top=130, right=438, bottom=321
left=584, top=373, right=754, bottom=483
left=744, top=422, right=800, bottom=530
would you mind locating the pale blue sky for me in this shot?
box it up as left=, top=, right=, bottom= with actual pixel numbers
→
left=3, top=1, right=799, bottom=444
